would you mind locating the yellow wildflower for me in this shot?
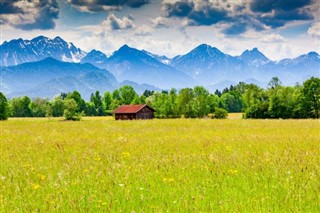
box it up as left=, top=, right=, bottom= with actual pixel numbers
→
left=228, top=169, right=238, bottom=175
left=121, top=152, right=131, bottom=158
left=33, top=184, right=40, bottom=190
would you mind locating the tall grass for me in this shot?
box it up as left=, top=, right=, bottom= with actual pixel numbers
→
left=1, top=118, right=319, bottom=211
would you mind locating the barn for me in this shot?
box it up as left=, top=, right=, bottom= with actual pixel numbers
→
left=113, top=104, right=155, bottom=120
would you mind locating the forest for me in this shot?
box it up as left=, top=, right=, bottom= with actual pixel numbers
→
left=0, top=77, right=319, bottom=120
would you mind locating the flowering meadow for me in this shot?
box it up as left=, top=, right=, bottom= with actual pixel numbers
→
left=1, top=117, right=319, bottom=211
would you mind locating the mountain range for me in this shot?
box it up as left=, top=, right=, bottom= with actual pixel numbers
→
left=0, top=36, right=319, bottom=99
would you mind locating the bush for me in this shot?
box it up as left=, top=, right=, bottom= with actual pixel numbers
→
left=0, top=92, right=9, bottom=120
left=63, top=99, right=82, bottom=121
left=213, top=107, right=228, bottom=119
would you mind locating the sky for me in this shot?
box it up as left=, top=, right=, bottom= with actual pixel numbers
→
left=0, top=0, right=319, bottom=60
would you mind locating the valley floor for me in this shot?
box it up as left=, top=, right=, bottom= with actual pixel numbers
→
left=1, top=117, right=319, bottom=211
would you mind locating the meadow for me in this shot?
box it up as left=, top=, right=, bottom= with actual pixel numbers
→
left=1, top=116, right=319, bottom=212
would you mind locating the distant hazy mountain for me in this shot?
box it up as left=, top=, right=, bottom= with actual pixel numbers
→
left=119, top=80, right=160, bottom=94
left=0, top=36, right=86, bottom=66
left=0, top=57, right=162, bottom=99
left=82, top=45, right=196, bottom=89
left=0, top=58, right=117, bottom=99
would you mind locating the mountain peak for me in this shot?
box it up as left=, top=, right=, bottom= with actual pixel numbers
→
left=189, top=44, right=224, bottom=59
left=195, top=44, right=218, bottom=51
left=1, top=36, right=87, bottom=66
left=89, top=49, right=105, bottom=55
left=197, top=44, right=210, bottom=49
left=54, top=36, right=63, bottom=40
left=31, top=35, right=48, bottom=42
left=119, top=44, right=130, bottom=50
left=240, top=47, right=270, bottom=65
left=115, top=44, right=142, bottom=56
left=81, top=49, right=108, bottom=65
left=241, top=47, right=262, bottom=55
left=42, top=57, right=59, bottom=62
left=307, top=51, right=319, bottom=57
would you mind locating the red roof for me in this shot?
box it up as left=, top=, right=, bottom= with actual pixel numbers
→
left=113, top=104, right=155, bottom=114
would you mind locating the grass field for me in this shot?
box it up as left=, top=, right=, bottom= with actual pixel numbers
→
left=1, top=116, right=319, bottom=211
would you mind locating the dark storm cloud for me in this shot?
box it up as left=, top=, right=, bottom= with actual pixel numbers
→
left=164, top=1, right=194, bottom=18
left=251, top=0, right=314, bottom=28
left=251, top=0, right=313, bottom=13
left=189, top=6, right=228, bottom=26
left=164, top=0, right=228, bottom=26
left=126, top=0, right=149, bottom=8
left=0, top=0, right=23, bottom=14
left=162, top=0, right=316, bottom=35
left=223, top=23, right=247, bottom=35
left=259, top=9, right=313, bottom=28
left=0, top=0, right=59, bottom=30
left=223, top=15, right=266, bottom=36
left=67, top=0, right=150, bottom=12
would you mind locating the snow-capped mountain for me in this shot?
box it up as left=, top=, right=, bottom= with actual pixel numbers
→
left=81, top=44, right=196, bottom=89
left=170, top=44, right=319, bottom=86
left=170, top=44, right=250, bottom=84
left=81, top=49, right=108, bottom=67
left=239, top=48, right=272, bottom=67
left=0, top=36, right=87, bottom=66
left=141, top=50, right=171, bottom=64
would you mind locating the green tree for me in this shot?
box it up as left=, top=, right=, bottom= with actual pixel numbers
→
left=243, top=84, right=269, bottom=118
left=192, top=86, right=210, bottom=117
left=143, top=90, right=154, bottom=97
left=110, top=99, right=120, bottom=110
left=85, top=102, right=96, bottom=116
left=151, top=92, right=169, bottom=118
left=168, top=88, right=179, bottom=118
left=64, top=99, right=82, bottom=121
left=119, top=85, right=138, bottom=104
left=30, top=97, right=49, bottom=117
left=268, top=86, right=295, bottom=118
left=234, top=82, right=247, bottom=94
left=268, top=77, right=282, bottom=92
left=112, top=89, right=121, bottom=102
left=0, top=92, right=9, bottom=120
left=213, top=107, right=228, bottom=119
left=131, top=95, right=141, bottom=104
left=177, top=88, right=194, bottom=117
left=90, top=91, right=104, bottom=116
left=220, top=92, right=242, bottom=113
left=103, top=91, right=112, bottom=111
left=208, top=94, right=220, bottom=113
left=45, top=102, right=53, bottom=118
left=66, top=91, right=86, bottom=113
left=51, top=96, right=65, bottom=117
left=140, top=95, right=147, bottom=104
left=301, top=77, right=320, bottom=118
left=9, top=96, right=33, bottom=117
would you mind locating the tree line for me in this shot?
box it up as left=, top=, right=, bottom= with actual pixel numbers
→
left=0, top=77, right=319, bottom=120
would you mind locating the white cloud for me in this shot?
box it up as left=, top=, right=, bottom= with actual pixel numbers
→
left=150, top=17, right=170, bottom=28
left=307, top=22, right=320, bottom=39
left=101, top=14, right=135, bottom=31
left=261, top=33, right=286, bottom=43
left=135, top=25, right=154, bottom=36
